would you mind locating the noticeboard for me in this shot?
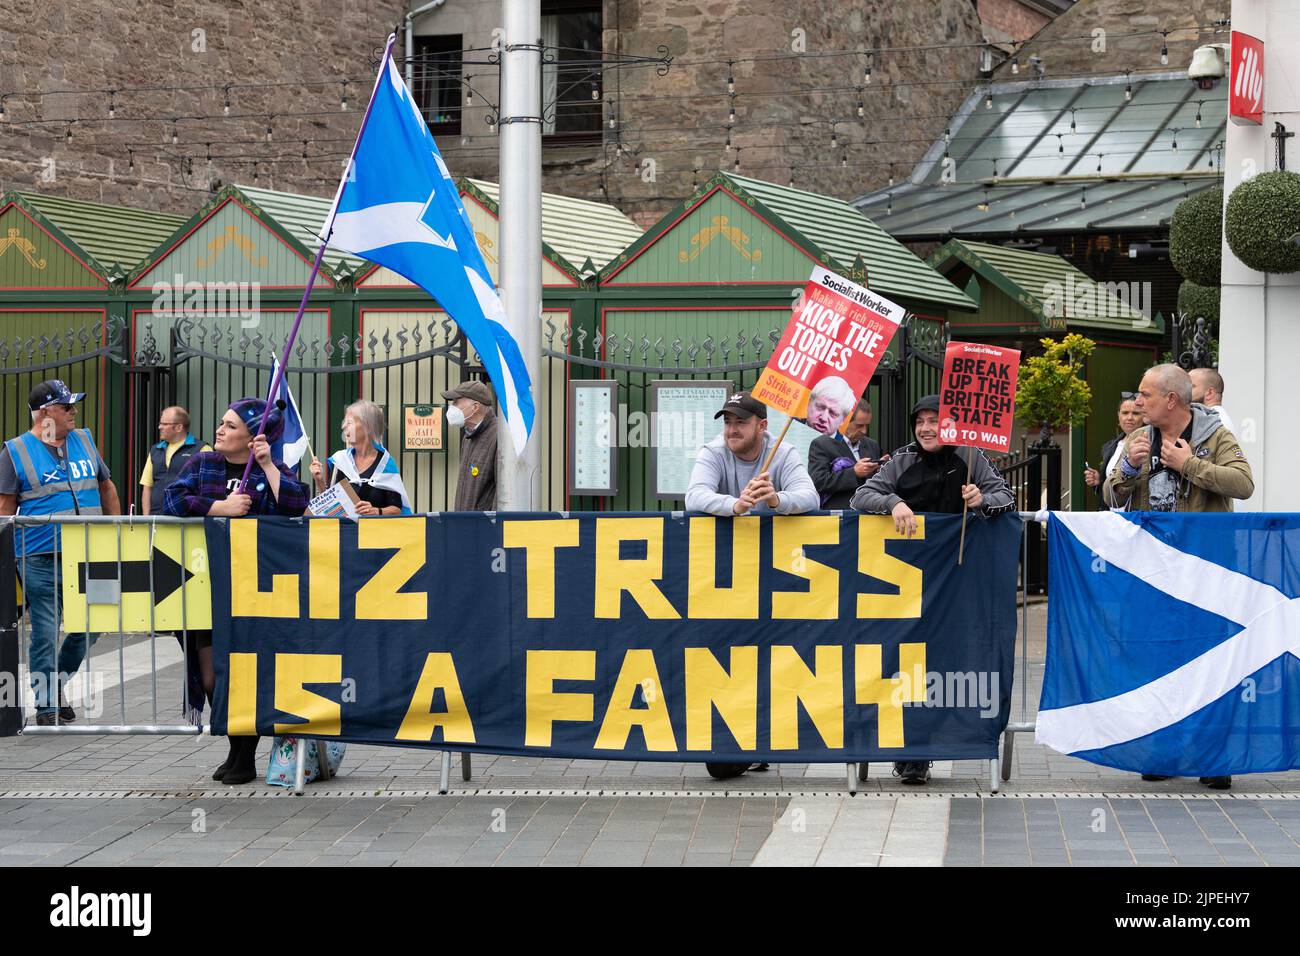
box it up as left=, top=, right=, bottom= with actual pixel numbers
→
left=649, top=380, right=732, bottom=500
left=568, top=380, right=618, bottom=496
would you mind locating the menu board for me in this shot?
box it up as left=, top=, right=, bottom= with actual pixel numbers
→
left=649, top=381, right=732, bottom=500
left=765, top=410, right=822, bottom=468
left=569, top=380, right=617, bottom=496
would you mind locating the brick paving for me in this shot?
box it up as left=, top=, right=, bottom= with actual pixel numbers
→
left=2, top=608, right=1299, bottom=866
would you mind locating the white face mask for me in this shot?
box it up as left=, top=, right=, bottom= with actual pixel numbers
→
left=446, top=405, right=466, bottom=428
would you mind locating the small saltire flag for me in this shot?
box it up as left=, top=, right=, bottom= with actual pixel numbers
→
left=269, top=356, right=309, bottom=469
left=321, top=37, right=535, bottom=453
left=1037, top=511, right=1300, bottom=776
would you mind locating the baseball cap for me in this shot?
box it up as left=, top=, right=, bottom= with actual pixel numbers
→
left=714, top=390, right=767, bottom=420
left=28, top=379, right=85, bottom=411
left=442, top=380, right=494, bottom=405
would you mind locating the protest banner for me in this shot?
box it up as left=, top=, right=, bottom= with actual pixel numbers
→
left=938, top=342, right=1021, bottom=563
left=751, top=266, right=906, bottom=469
left=938, top=341, right=1021, bottom=454
left=206, top=512, right=1020, bottom=763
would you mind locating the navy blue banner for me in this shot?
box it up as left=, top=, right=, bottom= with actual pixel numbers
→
left=208, top=513, right=1021, bottom=763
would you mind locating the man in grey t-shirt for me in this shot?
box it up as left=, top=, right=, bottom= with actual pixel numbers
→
left=684, top=391, right=819, bottom=517
left=684, top=390, right=817, bottom=782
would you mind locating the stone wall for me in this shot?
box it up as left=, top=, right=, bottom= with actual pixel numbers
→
left=0, top=0, right=407, bottom=212
left=1001, top=0, right=1227, bottom=78
left=977, top=0, right=1054, bottom=43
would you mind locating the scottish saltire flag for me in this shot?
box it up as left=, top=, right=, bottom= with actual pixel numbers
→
left=321, top=36, right=535, bottom=453
left=1038, top=512, right=1300, bottom=776
left=328, top=444, right=413, bottom=516
left=269, top=356, right=309, bottom=468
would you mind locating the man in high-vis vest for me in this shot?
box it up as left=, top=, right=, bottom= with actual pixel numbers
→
left=139, top=406, right=210, bottom=515
left=0, top=380, right=121, bottom=725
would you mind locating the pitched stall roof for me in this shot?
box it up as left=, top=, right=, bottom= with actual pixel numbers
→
left=855, top=74, right=1226, bottom=240
left=929, top=238, right=1159, bottom=334
left=235, top=185, right=367, bottom=277
left=603, top=171, right=976, bottom=312
left=4, top=191, right=187, bottom=280
left=465, top=178, right=643, bottom=273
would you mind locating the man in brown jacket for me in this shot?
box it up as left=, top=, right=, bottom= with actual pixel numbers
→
left=1102, top=363, right=1253, bottom=791
left=1103, top=363, right=1253, bottom=513
left=443, top=380, right=498, bottom=511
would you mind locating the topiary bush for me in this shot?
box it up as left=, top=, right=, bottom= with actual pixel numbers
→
left=1177, top=279, right=1220, bottom=324
left=1169, top=184, right=1223, bottom=286
left=1225, top=170, right=1300, bottom=274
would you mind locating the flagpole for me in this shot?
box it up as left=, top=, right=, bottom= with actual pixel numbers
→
left=495, top=0, right=543, bottom=510
left=237, top=34, right=398, bottom=495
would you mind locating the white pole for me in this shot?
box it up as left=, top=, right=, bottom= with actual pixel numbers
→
left=496, top=0, right=544, bottom=510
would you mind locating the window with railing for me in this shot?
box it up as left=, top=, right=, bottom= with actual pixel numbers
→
left=413, top=34, right=463, bottom=135
left=542, top=1, right=603, bottom=145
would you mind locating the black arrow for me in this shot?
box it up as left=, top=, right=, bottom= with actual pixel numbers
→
left=77, top=547, right=195, bottom=604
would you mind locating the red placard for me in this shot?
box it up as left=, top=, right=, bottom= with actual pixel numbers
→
left=1230, top=31, right=1264, bottom=127
left=751, top=266, right=905, bottom=437
left=938, top=341, right=1021, bottom=453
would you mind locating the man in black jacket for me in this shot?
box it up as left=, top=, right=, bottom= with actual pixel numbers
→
left=808, top=399, right=888, bottom=509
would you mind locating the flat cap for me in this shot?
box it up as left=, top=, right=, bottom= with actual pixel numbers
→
left=441, top=380, right=494, bottom=405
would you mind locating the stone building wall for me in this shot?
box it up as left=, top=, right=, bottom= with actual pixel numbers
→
left=0, top=0, right=408, bottom=212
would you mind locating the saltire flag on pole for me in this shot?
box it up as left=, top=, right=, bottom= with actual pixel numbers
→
left=321, top=35, right=535, bottom=453
left=1037, top=512, right=1300, bottom=776
left=268, top=355, right=309, bottom=469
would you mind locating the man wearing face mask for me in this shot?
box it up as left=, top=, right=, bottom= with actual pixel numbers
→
left=443, top=380, right=498, bottom=511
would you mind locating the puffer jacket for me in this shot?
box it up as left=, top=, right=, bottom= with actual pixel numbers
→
left=1102, top=404, right=1253, bottom=512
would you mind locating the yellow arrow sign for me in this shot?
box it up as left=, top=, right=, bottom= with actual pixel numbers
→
left=61, top=523, right=211, bottom=632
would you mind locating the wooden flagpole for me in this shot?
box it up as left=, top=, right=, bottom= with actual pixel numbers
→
left=957, top=444, right=975, bottom=565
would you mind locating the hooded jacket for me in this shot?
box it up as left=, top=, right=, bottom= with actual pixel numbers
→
left=850, top=442, right=1016, bottom=517
left=1102, top=404, right=1253, bottom=512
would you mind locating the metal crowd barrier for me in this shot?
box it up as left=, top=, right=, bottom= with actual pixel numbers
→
left=2, top=513, right=1049, bottom=796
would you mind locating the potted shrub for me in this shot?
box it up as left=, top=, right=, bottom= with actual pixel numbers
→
left=1015, top=333, right=1095, bottom=448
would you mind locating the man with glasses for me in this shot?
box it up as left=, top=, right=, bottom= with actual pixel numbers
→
left=0, top=381, right=121, bottom=725
left=139, top=406, right=210, bottom=516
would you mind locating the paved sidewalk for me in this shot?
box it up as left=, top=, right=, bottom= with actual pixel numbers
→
left=2, top=611, right=1298, bottom=866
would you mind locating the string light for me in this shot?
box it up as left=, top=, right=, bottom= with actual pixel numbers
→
left=223, top=84, right=230, bottom=116
left=65, top=123, right=72, bottom=144
left=108, top=89, right=116, bottom=120
left=340, top=79, right=348, bottom=111
left=841, top=150, right=848, bottom=168
left=1011, top=51, right=1020, bottom=75
left=1171, top=129, right=1179, bottom=153
left=734, top=147, right=740, bottom=172
left=1069, top=109, right=1077, bottom=134
left=171, top=120, right=178, bottom=145
left=857, top=89, right=864, bottom=118
left=1057, top=133, right=1063, bottom=155
left=985, top=89, right=993, bottom=110
left=465, top=78, right=473, bottom=105
left=944, top=127, right=950, bottom=144
left=127, top=148, right=134, bottom=171
left=1160, top=30, right=1169, bottom=66
left=977, top=189, right=989, bottom=212
left=831, top=122, right=838, bottom=149
left=992, top=157, right=998, bottom=178
left=1096, top=153, right=1104, bottom=173
left=726, top=61, right=735, bottom=95
left=265, top=116, right=273, bottom=143
left=1080, top=187, right=1087, bottom=210
left=590, top=78, right=599, bottom=101
left=724, top=127, right=731, bottom=151
left=608, top=101, right=617, bottom=129
left=789, top=168, right=795, bottom=188
left=1124, top=71, right=1133, bottom=101
left=0, top=96, right=7, bottom=121
left=727, top=93, right=735, bottom=126
left=888, top=163, right=895, bottom=186
left=863, top=51, right=872, bottom=85
left=1195, top=102, right=1202, bottom=128
left=253, top=160, right=259, bottom=182
left=205, top=142, right=211, bottom=162
left=302, top=139, right=308, bottom=160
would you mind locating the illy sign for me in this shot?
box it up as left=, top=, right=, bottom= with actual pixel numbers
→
left=1230, top=31, right=1264, bottom=126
